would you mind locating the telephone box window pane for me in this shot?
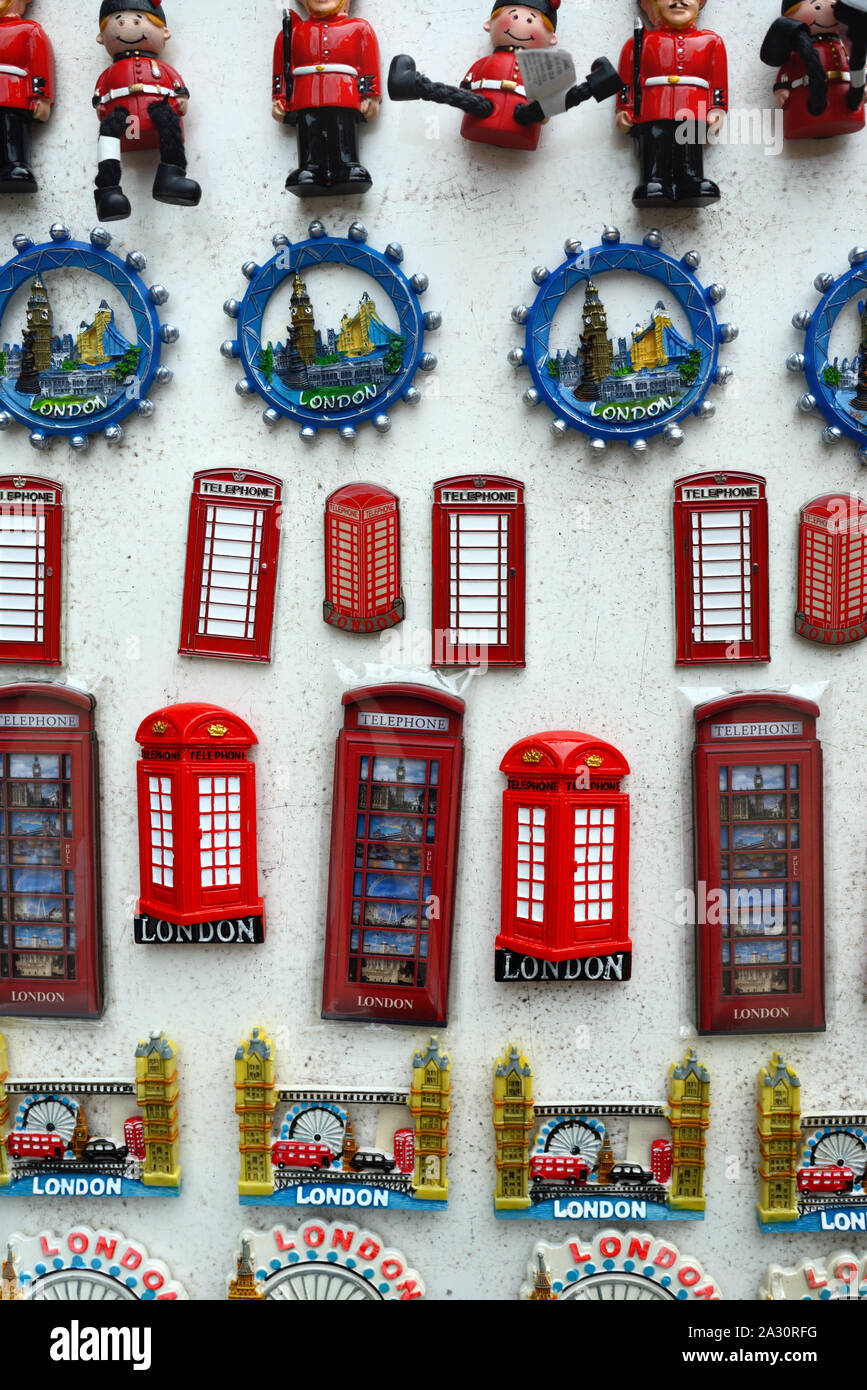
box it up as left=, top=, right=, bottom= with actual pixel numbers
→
left=573, top=806, right=615, bottom=925
left=690, top=509, right=752, bottom=642
left=449, top=512, right=510, bottom=645
left=516, top=806, right=547, bottom=923
left=372, top=756, right=428, bottom=785
left=731, top=764, right=785, bottom=791
left=0, top=512, right=45, bottom=645
left=198, top=505, right=264, bottom=640
left=149, top=774, right=174, bottom=888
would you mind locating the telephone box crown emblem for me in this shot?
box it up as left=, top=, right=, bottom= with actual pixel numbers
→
left=208, top=723, right=228, bottom=739
left=522, top=749, right=543, bottom=764
left=151, top=720, right=167, bottom=735
left=586, top=753, right=603, bottom=767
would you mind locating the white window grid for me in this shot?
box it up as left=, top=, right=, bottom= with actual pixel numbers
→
left=690, top=509, right=752, bottom=644
left=573, top=806, right=616, bottom=925
left=449, top=511, right=509, bottom=647
left=198, top=505, right=263, bottom=641
left=516, top=805, right=546, bottom=923
left=149, top=775, right=174, bottom=888
left=199, top=775, right=242, bottom=888
left=0, top=510, right=46, bottom=645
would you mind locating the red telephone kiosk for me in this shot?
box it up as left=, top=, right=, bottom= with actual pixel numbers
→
left=134, top=703, right=265, bottom=946
left=322, top=684, right=465, bottom=1025
left=693, top=693, right=824, bottom=1034
left=323, top=482, right=405, bottom=633
left=0, top=683, right=103, bottom=1018
left=495, top=732, right=631, bottom=983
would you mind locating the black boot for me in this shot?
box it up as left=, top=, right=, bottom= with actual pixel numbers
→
left=94, top=183, right=132, bottom=221
left=388, top=54, right=422, bottom=101
left=0, top=111, right=37, bottom=194
left=153, top=162, right=202, bottom=207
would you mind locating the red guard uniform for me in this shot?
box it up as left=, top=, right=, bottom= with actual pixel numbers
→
left=617, top=24, right=727, bottom=124
left=93, top=51, right=189, bottom=152
left=0, top=12, right=54, bottom=114
left=459, top=48, right=540, bottom=150
left=272, top=12, right=381, bottom=119
left=774, top=36, right=864, bottom=138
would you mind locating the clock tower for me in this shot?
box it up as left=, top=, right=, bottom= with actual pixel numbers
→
left=25, top=276, right=53, bottom=372
left=289, top=272, right=317, bottom=365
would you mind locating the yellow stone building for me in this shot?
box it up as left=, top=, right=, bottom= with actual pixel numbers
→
left=337, top=292, right=377, bottom=358
left=410, top=1036, right=451, bottom=1201
left=492, top=1044, right=535, bottom=1211
left=0, top=1032, right=8, bottom=1188
left=25, top=276, right=52, bottom=372
left=76, top=305, right=113, bottom=365
left=289, top=273, right=317, bottom=364
left=756, top=1052, right=802, bottom=1225
left=666, top=1048, right=711, bottom=1212
left=630, top=304, right=672, bottom=372
left=528, top=1252, right=557, bottom=1300
left=0, top=1244, right=21, bottom=1301
left=235, top=1027, right=276, bottom=1197
left=227, top=1238, right=264, bottom=1301
left=134, top=1030, right=181, bottom=1190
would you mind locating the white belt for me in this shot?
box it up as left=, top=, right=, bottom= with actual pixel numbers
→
left=644, top=75, right=711, bottom=90
left=292, top=64, right=358, bottom=78
left=103, top=84, right=175, bottom=100
left=789, top=71, right=851, bottom=88
left=0, top=65, right=27, bottom=78
left=472, top=79, right=527, bottom=96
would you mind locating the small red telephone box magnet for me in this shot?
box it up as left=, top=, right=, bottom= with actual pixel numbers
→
left=796, top=492, right=867, bottom=646
left=496, top=732, right=631, bottom=983
left=323, top=483, right=405, bottom=634
left=673, top=472, right=769, bottom=665
left=134, top=704, right=265, bottom=946
left=179, top=469, right=283, bottom=663
left=0, top=683, right=102, bottom=1019
left=432, top=476, right=525, bottom=668
left=322, top=684, right=465, bottom=1026
left=0, top=477, right=62, bottom=666
left=693, top=694, right=825, bottom=1035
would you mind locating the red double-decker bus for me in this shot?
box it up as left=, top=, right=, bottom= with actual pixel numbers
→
left=271, top=1140, right=335, bottom=1171
left=530, top=1153, right=590, bottom=1185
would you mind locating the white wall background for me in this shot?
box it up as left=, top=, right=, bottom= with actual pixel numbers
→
left=0, top=0, right=864, bottom=1301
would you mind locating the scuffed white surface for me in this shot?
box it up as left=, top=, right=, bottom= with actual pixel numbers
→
left=0, top=0, right=864, bottom=1301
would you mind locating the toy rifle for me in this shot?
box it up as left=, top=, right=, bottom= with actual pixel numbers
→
left=282, top=8, right=294, bottom=108
left=633, top=15, right=644, bottom=120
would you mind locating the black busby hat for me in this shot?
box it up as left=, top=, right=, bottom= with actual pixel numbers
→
left=491, top=0, right=561, bottom=30
left=100, top=1, right=167, bottom=23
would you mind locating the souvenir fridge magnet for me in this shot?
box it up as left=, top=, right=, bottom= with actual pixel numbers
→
left=789, top=245, right=867, bottom=460
left=521, top=1231, right=722, bottom=1300
left=761, top=1251, right=867, bottom=1300
left=0, top=683, right=102, bottom=1020
left=757, top=1052, right=867, bottom=1234
left=496, top=732, right=630, bottom=983
left=323, top=483, right=404, bottom=634
left=0, top=477, right=62, bottom=665
left=227, top=1223, right=425, bottom=1300
left=388, top=2, right=620, bottom=153
left=431, top=476, right=525, bottom=668
left=0, top=225, right=176, bottom=451
left=511, top=228, right=735, bottom=452
left=761, top=1, right=867, bottom=139
left=179, top=469, right=284, bottom=663
left=92, top=0, right=201, bottom=222
left=617, top=1, right=727, bottom=208
left=222, top=223, right=439, bottom=440
left=673, top=471, right=770, bottom=666
left=493, top=1044, right=710, bottom=1222
left=133, top=704, right=265, bottom=946
left=235, top=1027, right=451, bottom=1212
left=693, top=693, right=824, bottom=1035
left=0, top=0, right=54, bottom=195
left=322, top=684, right=464, bottom=1026
left=796, top=492, right=867, bottom=645
left=2, top=1227, right=187, bottom=1300
left=272, top=1, right=380, bottom=197
left=0, top=1029, right=181, bottom=1199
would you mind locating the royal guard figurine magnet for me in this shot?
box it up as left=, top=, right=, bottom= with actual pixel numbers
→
left=617, top=0, right=728, bottom=207
left=92, top=0, right=201, bottom=223
left=761, top=1, right=867, bottom=138
left=388, top=2, right=620, bottom=153
left=0, top=0, right=54, bottom=195
left=272, top=1, right=381, bottom=197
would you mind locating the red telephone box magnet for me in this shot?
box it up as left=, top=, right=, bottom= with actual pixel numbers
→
left=796, top=492, right=867, bottom=646
left=0, top=683, right=102, bottom=1019
left=674, top=472, right=770, bottom=665
left=323, top=483, right=405, bottom=634
left=0, top=477, right=62, bottom=667
left=432, top=476, right=525, bottom=668
left=134, top=704, right=265, bottom=946
left=322, top=684, right=465, bottom=1025
left=693, top=694, right=825, bottom=1035
left=179, top=469, right=283, bottom=663
left=496, top=732, right=631, bottom=983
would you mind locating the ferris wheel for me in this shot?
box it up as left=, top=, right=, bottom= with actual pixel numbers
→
left=285, top=1103, right=348, bottom=1152
left=14, top=1093, right=79, bottom=1142
left=27, top=1270, right=140, bottom=1301
left=259, top=1263, right=384, bottom=1301
left=809, top=1129, right=867, bottom=1172
left=560, top=1273, right=678, bottom=1301
left=542, top=1118, right=604, bottom=1167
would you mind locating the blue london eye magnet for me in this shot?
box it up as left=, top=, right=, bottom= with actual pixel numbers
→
left=789, top=246, right=867, bottom=463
